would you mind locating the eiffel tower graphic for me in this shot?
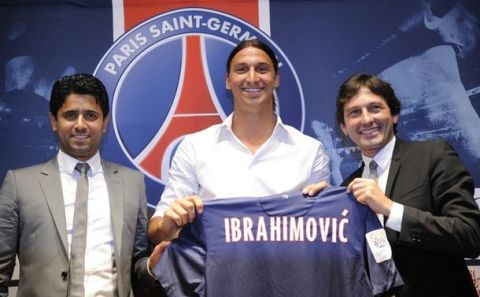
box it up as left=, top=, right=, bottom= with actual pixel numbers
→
left=138, top=35, right=225, bottom=182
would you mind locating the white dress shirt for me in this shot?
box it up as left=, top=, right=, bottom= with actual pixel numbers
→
left=361, top=136, right=404, bottom=231
left=154, top=113, right=331, bottom=217
left=58, top=150, right=117, bottom=297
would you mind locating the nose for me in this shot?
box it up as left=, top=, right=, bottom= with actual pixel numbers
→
left=246, top=67, right=258, bottom=82
left=360, top=110, right=373, bottom=124
left=74, top=115, right=87, bottom=130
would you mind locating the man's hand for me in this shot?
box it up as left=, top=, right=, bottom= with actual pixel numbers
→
left=302, top=181, right=330, bottom=196
left=148, top=196, right=203, bottom=244
left=148, top=241, right=171, bottom=272
left=165, top=195, right=204, bottom=226
left=347, top=178, right=393, bottom=216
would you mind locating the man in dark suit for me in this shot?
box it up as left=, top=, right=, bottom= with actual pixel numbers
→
left=0, top=73, right=166, bottom=297
left=337, top=73, right=480, bottom=297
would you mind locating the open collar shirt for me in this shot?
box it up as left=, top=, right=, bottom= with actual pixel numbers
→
left=154, top=113, right=330, bottom=217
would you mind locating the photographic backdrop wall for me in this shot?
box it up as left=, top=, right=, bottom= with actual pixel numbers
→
left=1, top=0, right=479, bottom=293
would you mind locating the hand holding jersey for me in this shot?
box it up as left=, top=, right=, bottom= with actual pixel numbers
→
left=150, top=196, right=204, bottom=241
left=346, top=178, right=392, bottom=217
left=302, top=180, right=330, bottom=197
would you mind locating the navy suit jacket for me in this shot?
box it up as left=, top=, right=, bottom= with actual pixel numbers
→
left=342, top=139, right=480, bottom=297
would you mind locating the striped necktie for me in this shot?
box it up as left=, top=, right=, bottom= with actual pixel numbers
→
left=368, top=160, right=379, bottom=181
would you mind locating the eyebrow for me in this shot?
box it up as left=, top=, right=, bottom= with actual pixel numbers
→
left=62, top=109, right=99, bottom=114
left=344, top=105, right=360, bottom=112
left=233, top=61, right=272, bottom=66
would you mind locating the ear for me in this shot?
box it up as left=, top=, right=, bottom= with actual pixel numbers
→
left=274, top=73, right=280, bottom=88
left=225, top=73, right=231, bottom=90
left=48, top=112, right=58, bottom=132
left=102, top=114, right=110, bottom=133
left=393, top=114, right=399, bottom=124
left=340, top=123, right=348, bottom=137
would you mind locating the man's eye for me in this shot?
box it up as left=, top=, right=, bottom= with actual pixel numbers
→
left=348, top=110, right=361, bottom=118
left=63, top=111, right=77, bottom=120
left=256, top=65, right=271, bottom=73
left=234, top=66, right=248, bottom=73
left=84, top=112, right=98, bottom=121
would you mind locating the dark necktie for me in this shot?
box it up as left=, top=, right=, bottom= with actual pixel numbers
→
left=68, top=162, right=90, bottom=297
left=368, top=160, right=379, bottom=181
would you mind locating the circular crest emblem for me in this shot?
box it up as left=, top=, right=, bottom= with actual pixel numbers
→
left=94, top=8, right=304, bottom=185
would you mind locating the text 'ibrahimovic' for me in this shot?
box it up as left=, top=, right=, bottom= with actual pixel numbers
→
left=224, top=209, right=350, bottom=243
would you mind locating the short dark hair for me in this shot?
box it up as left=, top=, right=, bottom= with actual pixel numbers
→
left=50, top=73, right=109, bottom=119
left=226, top=39, right=279, bottom=74
left=336, top=73, right=401, bottom=132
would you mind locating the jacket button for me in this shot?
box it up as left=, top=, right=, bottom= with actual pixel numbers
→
left=61, top=271, right=68, bottom=281
left=411, top=233, right=419, bottom=242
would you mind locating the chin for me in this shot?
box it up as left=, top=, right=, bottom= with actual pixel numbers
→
left=360, top=139, right=383, bottom=149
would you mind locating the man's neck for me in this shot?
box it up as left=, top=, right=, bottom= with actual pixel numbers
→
left=361, top=136, right=397, bottom=164
left=231, top=110, right=277, bottom=154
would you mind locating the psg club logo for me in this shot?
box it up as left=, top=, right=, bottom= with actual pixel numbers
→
left=94, top=8, right=305, bottom=185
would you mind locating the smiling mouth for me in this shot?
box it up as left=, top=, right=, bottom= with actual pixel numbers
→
left=242, top=86, right=263, bottom=93
left=72, top=135, right=89, bottom=140
left=360, top=127, right=379, bottom=136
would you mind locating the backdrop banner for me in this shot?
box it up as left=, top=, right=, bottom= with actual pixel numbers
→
left=1, top=0, right=479, bottom=295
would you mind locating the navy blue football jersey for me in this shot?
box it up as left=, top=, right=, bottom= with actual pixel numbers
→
left=155, top=186, right=403, bottom=297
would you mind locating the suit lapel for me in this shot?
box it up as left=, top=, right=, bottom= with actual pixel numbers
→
left=103, top=161, right=124, bottom=260
left=342, top=164, right=364, bottom=187
left=385, top=139, right=403, bottom=199
left=40, top=158, right=69, bottom=256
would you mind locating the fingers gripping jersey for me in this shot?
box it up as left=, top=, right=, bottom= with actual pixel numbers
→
left=155, top=187, right=403, bottom=297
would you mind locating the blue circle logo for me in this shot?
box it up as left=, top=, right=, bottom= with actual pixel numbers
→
left=94, top=8, right=304, bottom=184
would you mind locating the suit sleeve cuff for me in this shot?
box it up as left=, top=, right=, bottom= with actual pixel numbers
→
left=147, top=257, right=158, bottom=280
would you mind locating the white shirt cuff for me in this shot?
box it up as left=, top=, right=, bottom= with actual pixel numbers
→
left=385, top=202, right=404, bottom=232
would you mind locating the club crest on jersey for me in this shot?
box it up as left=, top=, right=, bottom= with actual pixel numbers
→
left=94, top=8, right=304, bottom=185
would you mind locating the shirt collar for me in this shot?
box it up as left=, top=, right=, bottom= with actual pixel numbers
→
left=218, top=112, right=289, bottom=142
left=361, top=136, right=396, bottom=172
left=57, top=149, right=102, bottom=176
